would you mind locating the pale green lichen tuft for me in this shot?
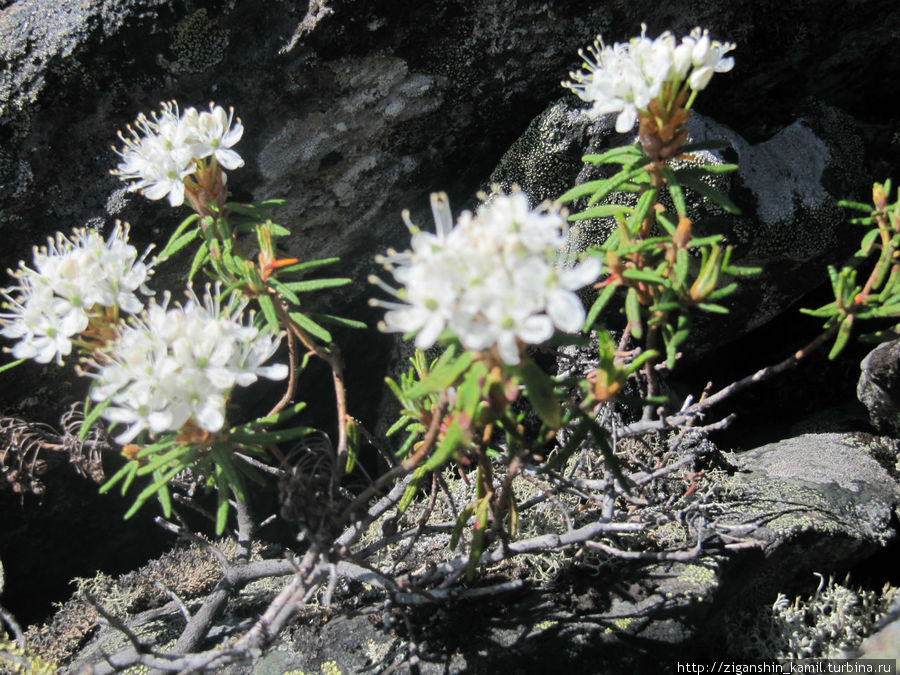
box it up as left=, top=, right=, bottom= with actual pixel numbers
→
left=25, top=538, right=251, bottom=667
left=725, top=576, right=900, bottom=659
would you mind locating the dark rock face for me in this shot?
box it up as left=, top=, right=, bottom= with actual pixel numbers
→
left=3, top=0, right=899, bottom=286
left=493, top=97, right=870, bottom=355
left=0, top=1, right=613, bottom=269
left=858, top=340, right=900, bottom=436
left=2, top=0, right=899, bottom=420
left=3, top=0, right=900, bottom=658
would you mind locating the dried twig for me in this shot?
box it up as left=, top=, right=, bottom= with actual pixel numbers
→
left=0, top=602, right=25, bottom=650
left=279, top=0, right=333, bottom=54
left=154, top=582, right=191, bottom=624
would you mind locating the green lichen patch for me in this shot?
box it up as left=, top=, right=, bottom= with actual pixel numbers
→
left=169, top=8, right=230, bottom=74
left=24, top=537, right=248, bottom=667
left=0, top=631, right=57, bottom=674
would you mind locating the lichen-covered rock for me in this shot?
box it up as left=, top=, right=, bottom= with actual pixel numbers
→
left=488, top=97, right=596, bottom=203
left=697, top=432, right=900, bottom=657
left=491, top=98, right=868, bottom=353
left=3, top=0, right=900, bottom=652
left=724, top=432, right=898, bottom=558
left=858, top=339, right=900, bottom=436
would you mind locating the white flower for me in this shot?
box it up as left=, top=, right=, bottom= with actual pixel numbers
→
left=86, top=285, right=286, bottom=444
left=183, top=103, right=245, bottom=170
left=373, top=190, right=600, bottom=365
left=564, top=31, right=657, bottom=132
left=112, top=101, right=245, bottom=206
left=0, top=222, right=154, bottom=365
left=686, top=28, right=736, bottom=91
left=563, top=25, right=736, bottom=131
left=113, top=101, right=196, bottom=206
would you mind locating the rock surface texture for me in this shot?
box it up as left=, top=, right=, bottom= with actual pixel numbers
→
left=494, top=98, right=870, bottom=351
left=4, top=0, right=900, bottom=670
left=48, top=432, right=900, bottom=671
left=858, top=339, right=900, bottom=436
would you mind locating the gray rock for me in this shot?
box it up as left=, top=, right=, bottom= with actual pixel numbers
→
left=855, top=596, right=900, bottom=661
left=700, top=432, right=900, bottom=656
left=2, top=0, right=896, bottom=330
left=492, top=98, right=868, bottom=352
left=723, top=432, right=899, bottom=560
left=4, top=0, right=900, bottom=659
left=47, top=432, right=900, bottom=671
left=858, top=339, right=900, bottom=435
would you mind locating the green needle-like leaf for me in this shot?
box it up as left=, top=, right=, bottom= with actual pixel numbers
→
left=281, top=278, right=352, bottom=292
left=583, top=283, right=617, bottom=330
left=450, top=504, right=475, bottom=549
left=268, top=279, right=301, bottom=305
left=158, top=215, right=201, bottom=261
left=519, top=358, right=562, bottom=429
left=588, top=166, right=650, bottom=206
left=314, top=314, right=368, bottom=330
left=466, top=498, right=490, bottom=581
left=79, top=398, right=112, bottom=441
left=229, top=425, right=317, bottom=445
left=188, top=240, right=210, bottom=282
left=568, top=204, right=633, bottom=222
left=289, top=311, right=333, bottom=343
left=238, top=401, right=307, bottom=429
left=625, top=287, right=643, bottom=340
left=622, top=268, right=666, bottom=284
left=99, top=460, right=137, bottom=495
left=423, top=420, right=467, bottom=471
left=661, top=168, right=687, bottom=217
left=276, top=257, right=341, bottom=275
left=581, top=145, right=644, bottom=165
left=628, top=187, right=659, bottom=233
left=676, top=174, right=741, bottom=214
left=0, top=358, right=25, bottom=374
left=558, top=179, right=610, bottom=204
left=385, top=415, right=413, bottom=437
left=829, top=315, right=855, bottom=359
left=257, top=294, right=280, bottom=333
left=398, top=465, right=427, bottom=514
left=837, top=200, right=876, bottom=213
left=216, top=489, right=230, bottom=535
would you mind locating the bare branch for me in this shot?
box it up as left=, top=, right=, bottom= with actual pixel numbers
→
left=265, top=321, right=298, bottom=418
left=83, top=592, right=149, bottom=654
left=279, top=0, right=334, bottom=54
left=392, top=579, right=528, bottom=606
left=234, top=452, right=287, bottom=478
left=391, top=474, right=439, bottom=570
left=233, top=491, right=255, bottom=564
left=415, top=519, right=645, bottom=587
left=154, top=582, right=191, bottom=624
left=154, top=517, right=230, bottom=571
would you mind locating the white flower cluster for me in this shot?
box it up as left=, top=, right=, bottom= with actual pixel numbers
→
left=373, top=191, right=600, bottom=365
left=564, top=25, right=736, bottom=132
left=112, top=101, right=244, bottom=207
left=0, top=223, right=153, bottom=365
left=87, top=286, right=287, bottom=444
